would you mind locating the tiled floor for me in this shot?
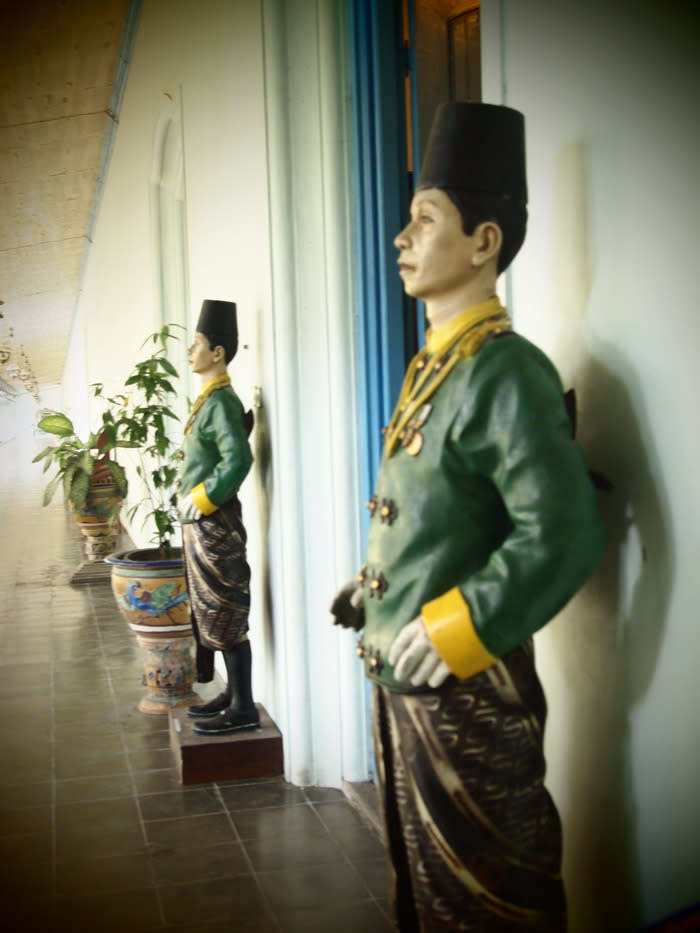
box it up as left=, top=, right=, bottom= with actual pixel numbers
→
left=0, top=436, right=393, bottom=932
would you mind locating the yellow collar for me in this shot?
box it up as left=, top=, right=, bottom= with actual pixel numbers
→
left=425, top=297, right=503, bottom=356
left=184, top=374, right=231, bottom=433
left=199, top=373, right=231, bottom=396
left=383, top=296, right=510, bottom=457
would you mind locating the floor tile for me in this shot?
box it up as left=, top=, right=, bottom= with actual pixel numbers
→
left=352, top=854, right=394, bottom=899
left=123, top=728, right=172, bottom=753
left=128, top=746, right=175, bottom=772
left=0, top=830, right=54, bottom=866
left=55, top=851, right=156, bottom=897
left=144, top=812, right=238, bottom=851
left=218, top=779, right=307, bottom=811
left=55, top=773, right=135, bottom=804
left=0, top=802, right=52, bottom=836
left=0, top=757, right=53, bottom=787
left=150, top=840, right=251, bottom=885
left=157, top=875, right=270, bottom=927
left=313, top=800, right=388, bottom=860
left=54, top=746, right=130, bottom=780
left=53, top=887, right=163, bottom=932
left=0, top=779, right=52, bottom=810
left=230, top=802, right=327, bottom=841
left=257, top=859, right=371, bottom=910
left=241, top=828, right=343, bottom=872
left=55, top=825, right=146, bottom=863
left=0, top=439, right=390, bottom=929
left=275, top=900, right=395, bottom=933
left=138, top=786, right=224, bottom=821
left=133, top=767, right=183, bottom=795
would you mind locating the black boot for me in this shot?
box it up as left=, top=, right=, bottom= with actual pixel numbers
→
left=186, top=690, right=231, bottom=719
left=192, top=640, right=260, bottom=735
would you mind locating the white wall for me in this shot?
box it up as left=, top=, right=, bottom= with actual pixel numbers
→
left=72, top=0, right=369, bottom=788
left=482, top=1, right=700, bottom=929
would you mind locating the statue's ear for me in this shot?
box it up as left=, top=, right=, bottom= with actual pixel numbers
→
left=471, top=220, right=502, bottom=268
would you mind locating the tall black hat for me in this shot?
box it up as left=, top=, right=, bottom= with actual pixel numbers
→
left=417, top=102, right=527, bottom=204
left=196, top=299, right=238, bottom=363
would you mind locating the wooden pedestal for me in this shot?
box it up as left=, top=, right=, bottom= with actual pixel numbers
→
left=169, top=704, right=283, bottom=785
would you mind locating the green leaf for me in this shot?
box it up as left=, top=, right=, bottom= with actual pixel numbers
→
left=80, top=450, right=95, bottom=477
left=70, top=471, right=90, bottom=510
left=38, top=413, right=74, bottom=437
left=43, top=473, right=62, bottom=506
left=32, top=446, right=54, bottom=463
left=107, top=501, right=122, bottom=522
left=106, top=460, right=128, bottom=497
left=159, top=358, right=178, bottom=377
left=156, top=378, right=176, bottom=395
left=62, top=463, right=77, bottom=499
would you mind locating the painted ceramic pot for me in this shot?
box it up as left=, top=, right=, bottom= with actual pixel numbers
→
left=70, top=461, right=124, bottom=560
left=106, top=548, right=197, bottom=714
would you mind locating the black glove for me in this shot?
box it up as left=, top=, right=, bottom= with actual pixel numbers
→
left=330, top=578, right=365, bottom=631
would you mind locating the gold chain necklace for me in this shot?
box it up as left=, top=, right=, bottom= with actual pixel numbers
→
left=184, top=373, right=231, bottom=434
left=384, top=307, right=511, bottom=457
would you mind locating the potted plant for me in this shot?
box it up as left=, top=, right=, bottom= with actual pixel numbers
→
left=33, top=399, right=129, bottom=561
left=101, top=324, right=183, bottom=556
left=103, top=324, right=198, bottom=714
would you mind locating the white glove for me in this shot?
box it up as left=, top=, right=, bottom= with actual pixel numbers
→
left=388, top=617, right=451, bottom=688
left=180, top=492, right=203, bottom=522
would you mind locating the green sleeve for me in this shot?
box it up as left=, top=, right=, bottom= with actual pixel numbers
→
left=450, top=337, right=605, bottom=657
left=199, top=391, right=253, bottom=508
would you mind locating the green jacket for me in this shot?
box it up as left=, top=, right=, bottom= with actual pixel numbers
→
left=179, top=382, right=252, bottom=520
left=360, top=332, right=605, bottom=691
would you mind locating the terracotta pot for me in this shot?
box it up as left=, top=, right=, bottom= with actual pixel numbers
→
left=106, top=548, right=197, bottom=715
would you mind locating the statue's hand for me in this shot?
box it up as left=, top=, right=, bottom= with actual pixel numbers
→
left=389, top=617, right=451, bottom=688
left=180, top=492, right=203, bottom=522
left=330, top=578, right=365, bottom=631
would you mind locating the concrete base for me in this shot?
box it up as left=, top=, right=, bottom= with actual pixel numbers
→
left=169, top=703, right=283, bottom=785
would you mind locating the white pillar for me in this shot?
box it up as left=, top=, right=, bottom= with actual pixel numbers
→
left=260, top=0, right=368, bottom=787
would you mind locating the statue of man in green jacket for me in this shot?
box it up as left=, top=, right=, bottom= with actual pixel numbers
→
left=331, top=103, right=605, bottom=931
left=179, top=299, right=259, bottom=735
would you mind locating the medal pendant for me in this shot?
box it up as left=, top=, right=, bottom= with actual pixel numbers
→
left=406, top=430, right=423, bottom=456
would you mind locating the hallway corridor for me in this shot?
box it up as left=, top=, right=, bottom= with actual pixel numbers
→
left=0, top=436, right=393, bottom=932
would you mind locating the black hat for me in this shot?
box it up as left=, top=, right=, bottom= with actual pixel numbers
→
left=196, top=299, right=238, bottom=363
left=417, top=102, right=527, bottom=204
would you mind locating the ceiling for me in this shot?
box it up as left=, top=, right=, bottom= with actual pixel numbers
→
left=0, top=0, right=131, bottom=400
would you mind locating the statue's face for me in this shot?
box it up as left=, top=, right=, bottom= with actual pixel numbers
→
left=188, top=331, right=219, bottom=375
left=394, top=188, right=476, bottom=303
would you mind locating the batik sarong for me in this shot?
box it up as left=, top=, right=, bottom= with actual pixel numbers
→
left=182, top=497, right=250, bottom=669
left=373, top=639, right=567, bottom=932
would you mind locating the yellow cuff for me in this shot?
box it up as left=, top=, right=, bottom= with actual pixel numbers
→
left=190, top=483, right=218, bottom=516
left=422, top=587, right=497, bottom=680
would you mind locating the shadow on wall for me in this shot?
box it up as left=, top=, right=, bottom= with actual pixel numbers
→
left=250, top=387, right=276, bottom=694
left=547, top=140, right=672, bottom=932
left=552, top=350, right=672, bottom=933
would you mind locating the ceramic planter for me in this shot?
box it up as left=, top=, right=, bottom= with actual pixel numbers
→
left=70, top=461, right=124, bottom=560
left=106, top=548, right=197, bottom=714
